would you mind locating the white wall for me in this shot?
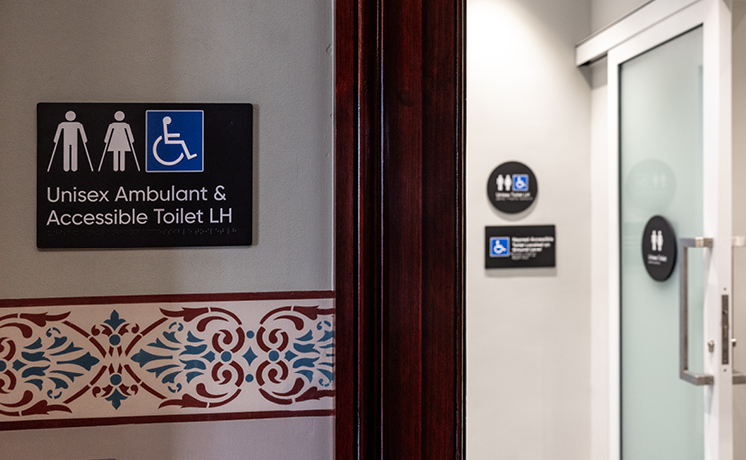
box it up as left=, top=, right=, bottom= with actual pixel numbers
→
left=588, top=56, right=610, bottom=460
left=591, top=0, right=650, bottom=33
left=0, top=1, right=333, bottom=458
left=466, top=0, right=592, bottom=458
left=731, top=2, right=746, bottom=459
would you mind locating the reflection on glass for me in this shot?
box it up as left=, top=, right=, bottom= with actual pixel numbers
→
left=620, top=27, right=704, bottom=460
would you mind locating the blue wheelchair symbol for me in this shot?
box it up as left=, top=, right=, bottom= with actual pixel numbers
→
left=146, top=110, right=204, bottom=172
left=490, top=237, right=510, bottom=258
left=513, top=174, right=528, bottom=191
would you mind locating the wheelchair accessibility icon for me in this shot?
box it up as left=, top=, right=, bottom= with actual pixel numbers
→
left=489, top=237, right=510, bottom=258
left=146, top=110, right=204, bottom=172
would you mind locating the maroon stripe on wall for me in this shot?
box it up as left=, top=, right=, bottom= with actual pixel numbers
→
left=0, top=291, right=335, bottom=308
left=0, top=409, right=335, bottom=431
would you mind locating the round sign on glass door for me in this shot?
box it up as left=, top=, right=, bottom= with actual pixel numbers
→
left=641, top=215, right=677, bottom=281
left=486, top=161, right=538, bottom=214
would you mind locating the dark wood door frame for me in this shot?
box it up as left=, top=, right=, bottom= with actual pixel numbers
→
left=335, top=0, right=465, bottom=457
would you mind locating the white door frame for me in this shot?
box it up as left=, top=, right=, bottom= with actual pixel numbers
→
left=577, top=1, right=733, bottom=459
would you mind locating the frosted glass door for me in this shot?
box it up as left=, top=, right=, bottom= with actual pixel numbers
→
left=620, top=27, right=704, bottom=460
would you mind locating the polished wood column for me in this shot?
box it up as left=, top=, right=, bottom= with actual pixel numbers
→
left=335, top=0, right=465, bottom=457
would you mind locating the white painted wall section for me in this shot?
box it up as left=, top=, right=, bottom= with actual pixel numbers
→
left=466, top=0, right=592, bottom=458
left=592, top=0, right=652, bottom=33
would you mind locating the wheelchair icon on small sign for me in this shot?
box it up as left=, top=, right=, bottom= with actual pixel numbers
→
left=146, top=110, right=204, bottom=172
left=490, top=237, right=510, bottom=258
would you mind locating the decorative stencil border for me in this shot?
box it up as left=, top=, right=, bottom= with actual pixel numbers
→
left=0, top=292, right=334, bottom=430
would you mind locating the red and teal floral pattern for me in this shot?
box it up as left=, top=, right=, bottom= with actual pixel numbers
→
left=0, top=298, right=334, bottom=424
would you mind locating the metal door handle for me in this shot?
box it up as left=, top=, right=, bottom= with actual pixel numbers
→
left=732, top=237, right=746, bottom=384
left=679, top=237, right=714, bottom=386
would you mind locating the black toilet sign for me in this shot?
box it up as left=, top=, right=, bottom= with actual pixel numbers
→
left=485, top=225, right=556, bottom=269
left=37, top=103, right=253, bottom=249
left=487, top=161, right=537, bottom=214
left=642, top=215, right=677, bottom=281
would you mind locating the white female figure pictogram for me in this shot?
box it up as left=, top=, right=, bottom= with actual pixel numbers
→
left=99, top=111, right=140, bottom=172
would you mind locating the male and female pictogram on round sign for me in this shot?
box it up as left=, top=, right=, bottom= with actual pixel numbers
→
left=486, top=161, right=538, bottom=214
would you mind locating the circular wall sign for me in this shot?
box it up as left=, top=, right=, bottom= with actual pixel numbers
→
left=486, top=161, right=538, bottom=214
left=641, top=215, right=677, bottom=281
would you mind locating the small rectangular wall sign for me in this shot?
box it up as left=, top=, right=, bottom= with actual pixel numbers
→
left=37, top=103, right=253, bottom=248
left=485, top=225, right=556, bottom=269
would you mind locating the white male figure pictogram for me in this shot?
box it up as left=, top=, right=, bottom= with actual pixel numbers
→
left=657, top=230, right=664, bottom=251
left=48, top=111, right=93, bottom=172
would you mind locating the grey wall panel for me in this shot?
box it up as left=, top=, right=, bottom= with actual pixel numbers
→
left=0, top=0, right=333, bottom=298
left=0, top=1, right=333, bottom=458
left=0, top=417, right=334, bottom=460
